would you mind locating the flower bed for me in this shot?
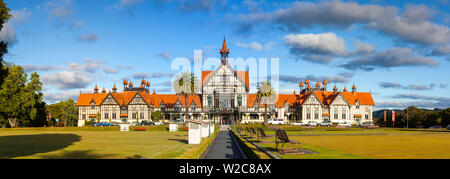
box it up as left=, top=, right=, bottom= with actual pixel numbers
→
left=134, top=127, right=147, bottom=131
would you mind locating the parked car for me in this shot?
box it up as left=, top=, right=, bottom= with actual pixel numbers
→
left=290, top=122, right=304, bottom=126
left=359, top=121, right=374, bottom=128
left=318, top=121, right=333, bottom=127
left=305, top=121, right=317, bottom=126
left=268, top=118, right=285, bottom=125
left=154, top=121, right=164, bottom=125
left=92, top=122, right=112, bottom=126
left=429, top=125, right=442, bottom=129
left=140, top=121, right=154, bottom=126
left=447, top=125, right=450, bottom=130
left=129, top=122, right=141, bottom=126
left=337, top=122, right=351, bottom=127
left=111, top=122, right=120, bottom=126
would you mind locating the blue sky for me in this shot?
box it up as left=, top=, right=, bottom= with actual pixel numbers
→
left=2, top=0, right=450, bottom=110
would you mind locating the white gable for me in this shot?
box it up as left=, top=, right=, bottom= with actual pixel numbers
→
left=204, top=63, right=247, bottom=90
left=303, top=94, right=321, bottom=105
left=102, top=94, right=118, bottom=105
left=130, top=94, right=146, bottom=105
left=329, top=94, right=349, bottom=106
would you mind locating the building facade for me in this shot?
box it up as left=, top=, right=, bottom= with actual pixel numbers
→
left=76, top=39, right=374, bottom=126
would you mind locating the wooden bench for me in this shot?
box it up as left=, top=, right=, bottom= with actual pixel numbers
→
left=245, top=127, right=251, bottom=136
left=250, top=127, right=257, bottom=137
left=275, top=129, right=301, bottom=151
left=257, top=128, right=271, bottom=142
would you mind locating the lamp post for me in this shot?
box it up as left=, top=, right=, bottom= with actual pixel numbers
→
left=238, top=108, right=241, bottom=136
left=208, top=109, right=211, bottom=137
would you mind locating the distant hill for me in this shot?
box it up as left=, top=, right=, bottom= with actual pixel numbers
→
left=373, top=108, right=443, bottom=119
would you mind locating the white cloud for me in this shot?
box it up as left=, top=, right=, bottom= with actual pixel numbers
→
left=11, top=8, right=32, bottom=25
left=0, top=22, right=17, bottom=45
left=284, top=33, right=348, bottom=55
left=45, top=0, right=74, bottom=19
left=77, top=34, right=99, bottom=43
left=283, top=32, right=348, bottom=63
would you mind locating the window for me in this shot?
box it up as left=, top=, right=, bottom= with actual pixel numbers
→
left=307, top=113, right=311, bottom=119
left=334, top=114, right=338, bottom=119
left=237, top=95, right=242, bottom=107
left=140, top=113, right=144, bottom=119
left=82, top=114, right=86, bottom=120
left=314, top=113, right=319, bottom=119
left=365, top=115, right=369, bottom=119
left=132, top=113, right=136, bottom=119
left=342, top=114, right=346, bottom=119
left=356, top=105, right=360, bottom=109
left=207, top=96, right=212, bottom=107
left=191, top=102, right=196, bottom=111
left=104, top=113, right=108, bottom=119
left=112, top=113, right=116, bottom=119
left=91, top=105, right=95, bottom=109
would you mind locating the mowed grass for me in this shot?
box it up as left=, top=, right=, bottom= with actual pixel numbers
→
left=238, top=127, right=450, bottom=159
left=0, top=128, right=207, bottom=159
left=291, top=134, right=450, bottom=159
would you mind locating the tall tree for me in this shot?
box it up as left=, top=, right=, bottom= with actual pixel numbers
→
left=0, top=0, right=11, bottom=86
left=0, top=65, right=29, bottom=127
left=173, top=71, right=199, bottom=122
left=256, top=80, right=276, bottom=125
left=46, top=99, right=78, bottom=127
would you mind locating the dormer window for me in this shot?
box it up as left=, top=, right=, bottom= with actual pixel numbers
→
left=284, top=102, right=289, bottom=111
left=191, top=102, right=196, bottom=111
left=175, top=101, right=182, bottom=111
left=160, top=102, right=165, bottom=111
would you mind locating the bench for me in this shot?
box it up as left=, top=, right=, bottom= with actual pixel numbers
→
left=245, top=127, right=251, bottom=135
left=250, top=127, right=257, bottom=137
left=275, top=129, right=301, bottom=151
left=257, top=128, right=271, bottom=142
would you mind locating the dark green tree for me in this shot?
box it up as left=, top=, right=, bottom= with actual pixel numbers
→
left=440, top=108, right=450, bottom=127
left=0, top=65, right=29, bottom=127
left=0, top=0, right=11, bottom=86
left=152, top=111, right=162, bottom=122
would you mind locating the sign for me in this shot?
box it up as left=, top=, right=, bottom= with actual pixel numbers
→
left=119, top=123, right=130, bottom=132
left=201, top=123, right=209, bottom=138
left=392, top=111, right=395, bottom=122
left=188, top=122, right=202, bottom=144
left=169, top=123, right=178, bottom=132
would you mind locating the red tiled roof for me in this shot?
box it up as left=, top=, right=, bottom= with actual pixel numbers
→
left=246, top=91, right=374, bottom=108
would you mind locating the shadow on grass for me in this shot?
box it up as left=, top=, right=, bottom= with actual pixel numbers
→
left=41, top=149, right=116, bottom=159
left=0, top=134, right=81, bottom=159
left=168, top=139, right=188, bottom=144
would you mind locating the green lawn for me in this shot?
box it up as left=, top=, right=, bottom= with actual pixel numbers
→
left=0, top=127, right=211, bottom=159
left=236, top=127, right=450, bottom=159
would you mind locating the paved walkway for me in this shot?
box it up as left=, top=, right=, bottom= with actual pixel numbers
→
left=201, top=126, right=246, bottom=159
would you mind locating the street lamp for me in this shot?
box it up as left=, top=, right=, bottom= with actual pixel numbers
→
left=208, top=109, right=211, bottom=137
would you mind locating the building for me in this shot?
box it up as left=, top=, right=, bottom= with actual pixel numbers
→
left=76, top=39, right=374, bottom=126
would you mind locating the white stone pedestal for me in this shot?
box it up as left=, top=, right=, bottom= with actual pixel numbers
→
left=119, top=123, right=130, bottom=132
left=188, top=122, right=202, bottom=144
left=201, top=123, right=210, bottom=138
left=169, top=123, right=178, bottom=132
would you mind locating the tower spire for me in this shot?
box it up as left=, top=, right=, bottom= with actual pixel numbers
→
left=220, top=37, right=229, bottom=64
